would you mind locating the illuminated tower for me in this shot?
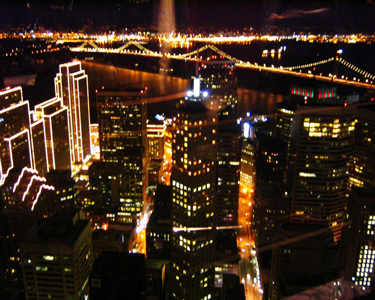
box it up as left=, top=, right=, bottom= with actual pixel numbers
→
left=171, top=81, right=217, bottom=300
left=198, top=58, right=238, bottom=113
left=97, top=88, right=147, bottom=223
left=198, top=57, right=241, bottom=262
left=34, top=97, right=71, bottom=173
left=290, top=105, right=355, bottom=242
left=55, top=61, right=91, bottom=165
left=0, top=87, right=32, bottom=181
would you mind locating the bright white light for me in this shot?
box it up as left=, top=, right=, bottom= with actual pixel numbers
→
left=202, top=91, right=209, bottom=98
left=193, top=78, right=200, bottom=97
left=155, top=114, right=165, bottom=121
left=337, top=49, right=344, bottom=54
left=187, top=90, right=193, bottom=97
left=43, top=256, right=55, bottom=261
left=243, top=122, right=250, bottom=138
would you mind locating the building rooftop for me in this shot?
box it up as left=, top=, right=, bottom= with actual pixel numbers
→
left=21, top=213, right=89, bottom=248
left=284, top=279, right=366, bottom=300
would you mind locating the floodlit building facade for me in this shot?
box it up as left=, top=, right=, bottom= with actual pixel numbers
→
left=34, top=97, right=71, bottom=173
left=0, top=87, right=32, bottom=182
left=55, top=61, right=91, bottom=165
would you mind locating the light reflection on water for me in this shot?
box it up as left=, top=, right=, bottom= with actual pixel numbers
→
left=237, top=88, right=284, bottom=117
left=81, top=60, right=284, bottom=119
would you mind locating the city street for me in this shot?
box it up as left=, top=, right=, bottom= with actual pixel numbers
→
left=238, top=187, right=263, bottom=300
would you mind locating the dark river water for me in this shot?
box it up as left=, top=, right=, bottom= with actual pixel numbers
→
left=6, top=39, right=375, bottom=123
left=80, top=60, right=284, bottom=123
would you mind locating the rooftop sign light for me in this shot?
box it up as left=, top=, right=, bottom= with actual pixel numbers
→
left=155, top=114, right=165, bottom=121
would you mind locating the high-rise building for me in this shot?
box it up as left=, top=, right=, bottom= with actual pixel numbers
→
left=147, top=118, right=166, bottom=160
left=55, top=61, right=91, bottom=165
left=34, top=97, right=71, bottom=172
left=341, top=187, right=375, bottom=290
left=30, top=119, right=48, bottom=176
left=255, top=133, right=287, bottom=184
left=215, top=120, right=241, bottom=263
left=240, top=139, right=256, bottom=194
left=0, top=87, right=32, bottom=182
left=97, top=88, right=147, bottom=223
left=89, top=161, right=120, bottom=208
left=198, top=57, right=241, bottom=264
left=269, top=223, right=337, bottom=300
left=290, top=105, right=355, bottom=242
left=349, top=104, right=375, bottom=188
left=198, top=58, right=238, bottom=113
left=20, top=214, right=93, bottom=300
left=171, top=85, right=217, bottom=300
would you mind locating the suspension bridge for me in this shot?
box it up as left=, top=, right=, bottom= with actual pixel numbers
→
left=70, top=41, right=375, bottom=89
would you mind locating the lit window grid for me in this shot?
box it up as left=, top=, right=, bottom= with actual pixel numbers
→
left=303, top=117, right=355, bottom=138
left=354, top=245, right=375, bottom=288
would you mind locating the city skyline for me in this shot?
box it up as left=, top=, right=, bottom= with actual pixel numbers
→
left=2, top=1, right=375, bottom=299
left=0, top=0, right=375, bottom=32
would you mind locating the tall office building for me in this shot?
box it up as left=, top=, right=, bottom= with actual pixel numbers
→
left=55, top=61, right=91, bottom=165
left=198, top=58, right=238, bottom=113
left=199, top=57, right=241, bottom=263
left=147, top=119, right=166, bottom=160
left=97, top=88, right=147, bottom=223
left=216, top=125, right=241, bottom=228
left=341, top=187, right=375, bottom=290
left=34, top=97, right=71, bottom=172
left=240, top=138, right=256, bottom=194
left=0, top=87, right=32, bottom=181
left=290, top=105, right=355, bottom=242
left=171, top=83, right=217, bottom=300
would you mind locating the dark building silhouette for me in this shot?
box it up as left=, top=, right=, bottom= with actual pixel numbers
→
left=20, top=214, right=93, bottom=300
left=255, top=132, right=287, bottom=184
left=145, top=259, right=169, bottom=300
left=90, top=252, right=146, bottom=300
left=146, top=209, right=171, bottom=260
left=350, top=104, right=375, bottom=188
left=268, top=223, right=338, bottom=299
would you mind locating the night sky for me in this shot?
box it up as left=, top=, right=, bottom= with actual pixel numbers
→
left=0, top=0, right=374, bottom=32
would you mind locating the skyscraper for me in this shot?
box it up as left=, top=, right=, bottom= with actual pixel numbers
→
left=97, top=88, right=147, bottom=223
left=55, top=61, right=91, bottom=165
left=34, top=97, right=71, bottom=172
left=0, top=87, right=32, bottom=181
left=198, top=58, right=238, bottom=113
left=198, top=56, right=241, bottom=263
left=290, top=105, right=355, bottom=242
left=171, top=85, right=217, bottom=300
left=342, top=187, right=375, bottom=290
